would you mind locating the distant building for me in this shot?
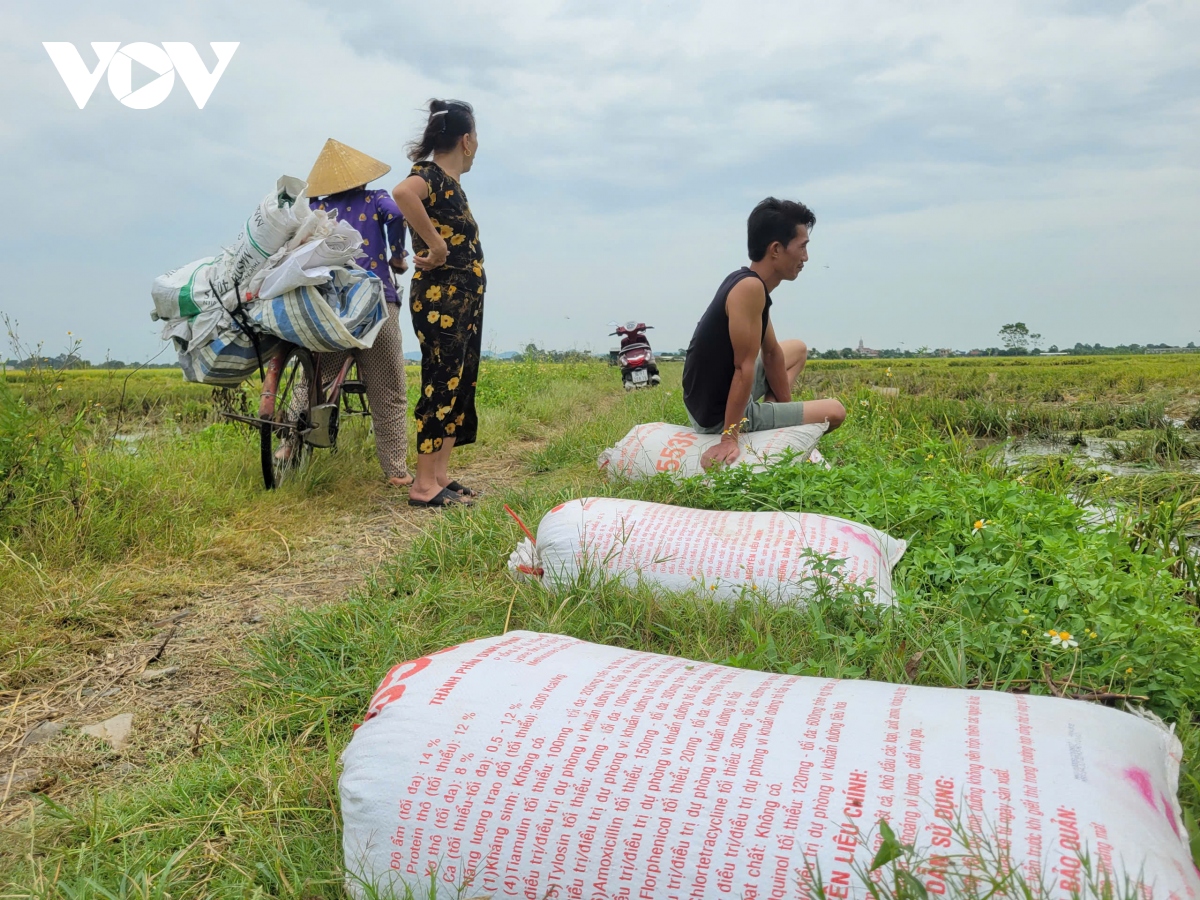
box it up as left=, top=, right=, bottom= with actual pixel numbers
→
left=856, top=339, right=880, bottom=358
left=1147, top=346, right=1200, bottom=354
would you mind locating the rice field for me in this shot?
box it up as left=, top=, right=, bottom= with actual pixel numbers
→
left=2, top=353, right=1200, bottom=896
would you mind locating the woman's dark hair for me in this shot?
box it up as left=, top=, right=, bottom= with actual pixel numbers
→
left=747, top=197, right=816, bottom=261
left=407, top=99, right=475, bottom=162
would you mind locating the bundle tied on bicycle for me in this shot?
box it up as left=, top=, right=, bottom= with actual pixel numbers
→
left=151, top=175, right=392, bottom=387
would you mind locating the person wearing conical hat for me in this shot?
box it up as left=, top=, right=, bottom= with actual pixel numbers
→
left=308, top=138, right=409, bottom=301
left=305, top=138, right=414, bottom=487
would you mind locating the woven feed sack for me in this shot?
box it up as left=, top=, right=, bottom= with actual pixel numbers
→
left=598, top=421, right=827, bottom=481
left=151, top=256, right=223, bottom=321
left=507, top=498, right=907, bottom=605
left=153, top=176, right=310, bottom=339
left=340, top=632, right=1200, bottom=900
left=218, top=175, right=311, bottom=290
left=253, top=218, right=366, bottom=300
left=178, top=324, right=281, bottom=386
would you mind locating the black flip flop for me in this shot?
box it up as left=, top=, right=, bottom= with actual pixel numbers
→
left=408, top=487, right=469, bottom=508
left=447, top=480, right=480, bottom=497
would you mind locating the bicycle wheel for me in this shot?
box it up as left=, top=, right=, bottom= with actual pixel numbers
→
left=340, top=359, right=371, bottom=418
left=260, top=347, right=316, bottom=489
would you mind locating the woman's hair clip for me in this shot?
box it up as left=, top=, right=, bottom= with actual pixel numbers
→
left=429, top=110, right=449, bottom=118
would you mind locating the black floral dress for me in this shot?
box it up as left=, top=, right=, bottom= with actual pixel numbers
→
left=407, top=161, right=485, bottom=454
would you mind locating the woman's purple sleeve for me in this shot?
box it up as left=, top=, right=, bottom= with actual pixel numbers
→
left=378, top=191, right=407, bottom=258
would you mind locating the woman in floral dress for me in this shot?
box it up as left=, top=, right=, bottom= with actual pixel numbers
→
left=391, top=100, right=485, bottom=507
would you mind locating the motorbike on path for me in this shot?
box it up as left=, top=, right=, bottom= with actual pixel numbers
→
left=609, top=321, right=661, bottom=391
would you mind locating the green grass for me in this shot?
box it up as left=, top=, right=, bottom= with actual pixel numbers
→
left=4, top=356, right=1200, bottom=895
left=3, top=366, right=218, bottom=427
left=1107, top=425, right=1200, bottom=464
left=800, top=354, right=1200, bottom=437
left=802, top=353, right=1200, bottom=405
left=0, top=359, right=617, bottom=690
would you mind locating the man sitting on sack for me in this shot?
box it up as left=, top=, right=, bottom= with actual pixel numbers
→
left=682, top=197, right=846, bottom=470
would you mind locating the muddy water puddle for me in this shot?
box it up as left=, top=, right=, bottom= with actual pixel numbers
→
left=990, top=431, right=1200, bottom=538
left=1000, top=433, right=1200, bottom=476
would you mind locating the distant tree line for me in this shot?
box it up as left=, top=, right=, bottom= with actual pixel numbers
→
left=507, top=344, right=597, bottom=363
left=3, top=353, right=177, bottom=370
left=806, top=322, right=1197, bottom=360
left=7, top=331, right=1197, bottom=371
left=806, top=342, right=1194, bottom=360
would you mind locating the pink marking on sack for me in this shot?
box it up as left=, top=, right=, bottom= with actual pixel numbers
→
left=1161, top=792, right=1182, bottom=837
left=1124, top=767, right=1157, bottom=810
left=838, top=525, right=882, bottom=559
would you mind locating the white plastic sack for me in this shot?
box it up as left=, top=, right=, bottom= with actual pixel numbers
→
left=172, top=264, right=388, bottom=385
left=157, top=315, right=193, bottom=347
left=151, top=257, right=228, bottom=321
left=185, top=306, right=233, bottom=350
left=160, top=305, right=230, bottom=353
left=341, top=632, right=1200, bottom=900
left=599, top=421, right=827, bottom=481
left=253, top=219, right=366, bottom=300
left=507, top=498, right=907, bottom=605
left=245, top=265, right=388, bottom=353
left=218, top=175, right=311, bottom=291
left=152, top=177, right=310, bottom=335
left=244, top=208, right=339, bottom=299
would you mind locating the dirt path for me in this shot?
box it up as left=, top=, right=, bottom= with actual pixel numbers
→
left=0, top=450, right=533, bottom=824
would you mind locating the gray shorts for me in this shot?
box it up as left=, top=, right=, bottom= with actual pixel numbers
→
left=687, top=355, right=806, bottom=434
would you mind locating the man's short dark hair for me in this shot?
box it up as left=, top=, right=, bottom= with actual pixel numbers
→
left=747, top=198, right=816, bottom=261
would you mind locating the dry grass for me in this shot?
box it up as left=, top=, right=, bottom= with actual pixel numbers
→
left=0, top=362, right=624, bottom=829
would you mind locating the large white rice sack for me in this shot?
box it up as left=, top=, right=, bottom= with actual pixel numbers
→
left=248, top=212, right=366, bottom=300
left=341, top=632, right=1200, bottom=900
left=151, top=177, right=310, bottom=331
left=507, top=498, right=907, bottom=605
left=151, top=256, right=226, bottom=321
left=599, top=421, right=827, bottom=481
left=218, top=175, right=311, bottom=291
left=160, top=306, right=231, bottom=356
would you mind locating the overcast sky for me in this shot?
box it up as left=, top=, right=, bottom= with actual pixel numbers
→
left=2, top=0, right=1198, bottom=362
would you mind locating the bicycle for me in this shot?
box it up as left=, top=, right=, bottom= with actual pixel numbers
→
left=222, top=345, right=371, bottom=489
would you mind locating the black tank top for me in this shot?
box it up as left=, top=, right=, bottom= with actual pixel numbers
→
left=682, top=267, right=772, bottom=428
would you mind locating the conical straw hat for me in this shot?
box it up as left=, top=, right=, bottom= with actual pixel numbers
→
left=306, top=138, right=392, bottom=197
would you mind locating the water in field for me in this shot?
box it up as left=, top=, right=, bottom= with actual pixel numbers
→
left=1001, top=430, right=1200, bottom=476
